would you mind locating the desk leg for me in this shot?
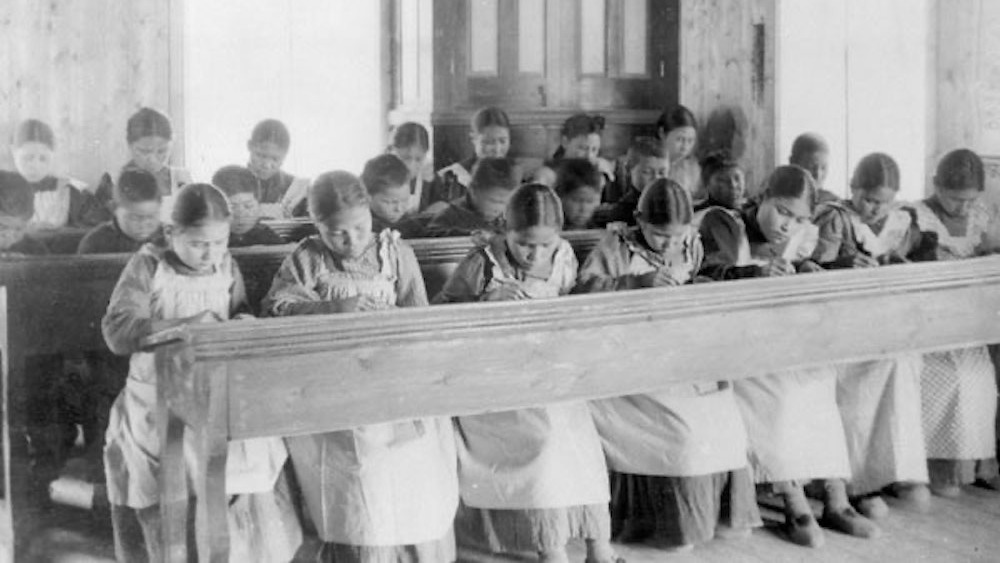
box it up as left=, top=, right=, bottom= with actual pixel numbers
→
left=192, top=373, right=229, bottom=563
left=159, top=406, right=188, bottom=563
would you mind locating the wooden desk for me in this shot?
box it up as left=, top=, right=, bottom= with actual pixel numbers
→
left=150, top=257, right=1000, bottom=561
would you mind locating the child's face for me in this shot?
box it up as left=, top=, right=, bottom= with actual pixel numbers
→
left=638, top=221, right=690, bottom=255
left=166, top=220, right=230, bottom=273
left=129, top=136, right=172, bottom=174
left=115, top=200, right=162, bottom=242
left=370, top=184, right=411, bottom=225
left=506, top=225, right=560, bottom=270
left=756, top=196, right=812, bottom=244
left=228, top=192, right=261, bottom=235
left=707, top=167, right=746, bottom=209
left=850, top=185, right=896, bottom=224
left=630, top=156, right=669, bottom=192
left=0, top=215, right=27, bottom=251
left=391, top=144, right=427, bottom=179
left=471, top=126, right=511, bottom=159
left=12, top=142, right=55, bottom=183
left=660, top=126, right=697, bottom=161
left=316, top=205, right=373, bottom=259
left=795, top=150, right=829, bottom=187
left=934, top=185, right=981, bottom=218
left=562, top=133, right=601, bottom=163
left=470, top=187, right=512, bottom=222
left=247, top=141, right=287, bottom=180
left=561, top=186, right=601, bottom=229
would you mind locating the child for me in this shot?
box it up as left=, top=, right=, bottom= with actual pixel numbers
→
left=534, top=114, right=615, bottom=188
left=789, top=133, right=839, bottom=207
left=424, top=157, right=521, bottom=238
left=694, top=154, right=756, bottom=279
left=656, top=105, right=704, bottom=203
left=0, top=193, right=48, bottom=256
left=593, top=137, right=668, bottom=227
left=210, top=165, right=283, bottom=247
left=261, top=171, right=458, bottom=562
left=554, top=159, right=603, bottom=230
left=0, top=119, right=107, bottom=230
left=913, top=149, right=999, bottom=496
left=388, top=122, right=441, bottom=213
left=810, top=153, right=931, bottom=516
left=245, top=119, right=311, bottom=218
left=578, top=179, right=761, bottom=552
left=435, top=107, right=512, bottom=210
left=719, top=166, right=879, bottom=547
left=78, top=169, right=164, bottom=254
left=436, top=183, right=621, bottom=563
left=360, top=153, right=423, bottom=237
left=102, top=183, right=300, bottom=561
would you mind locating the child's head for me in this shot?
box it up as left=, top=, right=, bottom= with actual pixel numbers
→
left=505, top=183, right=564, bottom=270
left=655, top=105, right=698, bottom=162
left=627, top=137, right=669, bottom=192
left=789, top=133, right=830, bottom=187
left=166, top=183, right=231, bottom=272
left=308, top=171, right=372, bottom=258
left=635, top=178, right=693, bottom=254
left=850, top=153, right=900, bottom=224
left=933, top=149, right=985, bottom=218
left=558, top=114, right=604, bottom=163
left=470, top=107, right=511, bottom=159
left=11, top=119, right=56, bottom=183
left=389, top=122, right=430, bottom=179
left=468, top=158, right=521, bottom=222
left=701, top=152, right=746, bottom=209
left=247, top=119, right=291, bottom=180
left=361, top=154, right=411, bottom=225
left=554, top=159, right=602, bottom=229
left=114, top=169, right=163, bottom=242
left=757, top=165, right=816, bottom=244
left=212, top=165, right=262, bottom=236
left=127, top=107, right=174, bottom=175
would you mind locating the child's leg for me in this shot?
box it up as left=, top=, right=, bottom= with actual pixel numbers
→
left=818, top=479, right=880, bottom=539
left=927, top=459, right=973, bottom=496
left=772, top=480, right=823, bottom=548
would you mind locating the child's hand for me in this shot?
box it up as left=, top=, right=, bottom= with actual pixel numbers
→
left=355, top=295, right=392, bottom=312
left=852, top=253, right=879, bottom=268
left=797, top=260, right=824, bottom=274
left=483, top=280, right=529, bottom=301
left=232, top=313, right=257, bottom=321
left=758, top=259, right=794, bottom=277
left=189, top=310, right=224, bottom=324
left=637, top=269, right=682, bottom=288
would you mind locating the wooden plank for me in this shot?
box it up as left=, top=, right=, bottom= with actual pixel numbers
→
left=0, top=289, right=11, bottom=563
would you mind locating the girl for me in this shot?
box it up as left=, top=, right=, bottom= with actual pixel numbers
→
left=0, top=119, right=107, bottom=230
left=656, top=105, right=704, bottom=203
left=435, top=107, right=512, bottom=211
left=723, top=166, right=879, bottom=547
left=245, top=118, right=311, bottom=218
left=554, top=159, right=603, bottom=230
left=102, top=183, right=300, bottom=562
left=578, top=179, right=761, bottom=552
left=534, top=114, right=615, bottom=188
left=388, top=122, right=441, bottom=213
left=810, top=153, right=930, bottom=516
left=694, top=153, right=758, bottom=280
left=78, top=169, right=163, bottom=254
left=436, top=183, right=621, bottom=563
left=425, top=158, right=521, bottom=238
left=913, top=149, right=999, bottom=496
left=592, top=138, right=669, bottom=227
left=789, top=133, right=840, bottom=208
left=261, top=171, right=459, bottom=562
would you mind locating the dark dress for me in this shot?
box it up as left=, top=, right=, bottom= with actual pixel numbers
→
left=423, top=195, right=505, bottom=238
left=77, top=219, right=164, bottom=255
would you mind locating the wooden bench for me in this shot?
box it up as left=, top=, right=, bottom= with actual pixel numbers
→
left=148, top=256, right=1000, bottom=561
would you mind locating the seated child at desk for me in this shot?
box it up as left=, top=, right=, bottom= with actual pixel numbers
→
left=435, top=107, right=512, bottom=210
left=593, top=137, right=668, bottom=227
left=789, top=133, right=839, bottom=208
left=424, top=157, right=521, bottom=238
left=245, top=118, right=311, bottom=218
left=554, top=158, right=603, bottom=230
left=78, top=169, right=164, bottom=254
left=534, top=113, right=615, bottom=188
left=360, top=153, right=423, bottom=237
left=211, top=165, right=283, bottom=247
left=388, top=122, right=441, bottom=213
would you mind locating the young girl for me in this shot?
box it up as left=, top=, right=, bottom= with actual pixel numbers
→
left=810, top=153, right=930, bottom=516
left=211, top=165, right=283, bottom=247
left=425, top=158, right=521, bottom=238
left=78, top=169, right=163, bottom=254
left=656, top=106, right=704, bottom=203
left=554, top=159, right=603, bottom=230
left=245, top=119, right=311, bottom=218
left=913, top=149, right=999, bottom=496
left=0, top=119, right=107, bottom=230
left=578, top=179, right=760, bottom=552
left=592, top=137, right=669, bottom=227
left=789, top=133, right=839, bottom=207
left=436, top=183, right=620, bottom=563
left=535, top=114, right=615, bottom=188
left=102, top=183, right=300, bottom=562
left=261, top=171, right=459, bottom=562
left=388, top=122, right=440, bottom=213
left=435, top=107, right=512, bottom=211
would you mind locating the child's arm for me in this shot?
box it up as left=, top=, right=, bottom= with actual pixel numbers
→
left=697, top=212, right=761, bottom=280
left=575, top=237, right=634, bottom=293
left=433, top=250, right=489, bottom=303
left=812, top=208, right=876, bottom=269
left=261, top=244, right=343, bottom=316
left=395, top=243, right=429, bottom=307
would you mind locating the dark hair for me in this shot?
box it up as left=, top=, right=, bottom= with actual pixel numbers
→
left=115, top=169, right=162, bottom=204
left=361, top=154, right=411, bottom=195
left=552, top=114, right=605, bottom=160
left=471, top=107, right=511, bottom=133
left=469, top=158, right=522, bottom=193
left=171, top=183, right=230, bottom=228
left=627, top=136, right=667, bottom=168
left=250, top=119, right=291, bottom=151
left=391, top=122, right=430, bottom=151
left=554, top=159, right=602, bottom=198
left=14, top=119, right=55, bottom=148
left=127, top=107, right=173, bottom=144
left=851, top=153, right=900, bottom=193
left=655, top=105, right=698, bottom=137
left=700, top=152, right=742, bottom=186
left=935, top=149, right=985, bottom=192
left=212, top=165, right=258, bottom=197
left=789, top=133, right=829, bottom=165
left=507, top=183, right=563, bottom=231
left=765, top=165, right=817, bottom=205
left=637, top=178, right=692, bottom=226
left=308, top=171, right=370, bottom=222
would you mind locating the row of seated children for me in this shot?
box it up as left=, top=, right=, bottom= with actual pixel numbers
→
left=101, top=139, right=999, bottom=561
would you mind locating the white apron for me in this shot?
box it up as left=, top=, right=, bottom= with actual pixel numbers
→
left=912, top=201, right=998, bottom=459
left=457, top=239, right=610, bottom=510
left=31, top=180, right=72, bottom=228
left=104, top=253, right=288, bottom=509
left=286, top=231, right=459, bottom=545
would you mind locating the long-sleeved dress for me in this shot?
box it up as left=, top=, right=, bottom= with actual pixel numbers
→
left=578, top=226, right=761, bottom=547
left=262, top=230, right=459, bottom=563
left=436, top=234, right=612, bottom=554
left=102, top=243, right=300, bottom=562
